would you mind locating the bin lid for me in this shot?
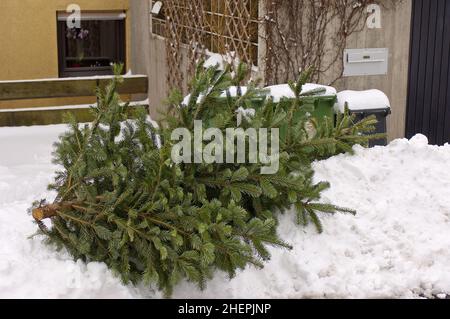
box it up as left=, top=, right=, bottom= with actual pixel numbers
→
left=335, top=89, right=391, bottom=113
left=182, top=86, right=248, bottom=106
left=265, top=84, right=337, bottom=102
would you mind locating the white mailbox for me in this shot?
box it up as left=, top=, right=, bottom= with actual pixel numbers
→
left=343, top=48, right=389, bottom=77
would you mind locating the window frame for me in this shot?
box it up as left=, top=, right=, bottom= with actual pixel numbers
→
left=57, top=12, right=126, bottom=78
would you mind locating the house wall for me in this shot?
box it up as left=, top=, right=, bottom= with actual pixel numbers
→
left=261, top=0, right=413, bottom=141
left=0, top=0, right=130, bottom=109
left=131, top=0, right=412, bottom=140
left=130, top=0, right=168, bottom=119
left=336, top=0, right=413, bottom=140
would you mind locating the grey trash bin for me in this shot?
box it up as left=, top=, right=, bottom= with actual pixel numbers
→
left=336, top=90, right=391, bottom=147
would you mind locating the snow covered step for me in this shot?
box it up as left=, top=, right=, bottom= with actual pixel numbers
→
left=0, top=99, right=149, bottom=114
left=0, top=74, right=149, bottom=126
left=0, top=75, right=148, bottom=101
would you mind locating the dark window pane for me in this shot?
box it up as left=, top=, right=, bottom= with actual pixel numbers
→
left=58, top=18, right=125, bottom=77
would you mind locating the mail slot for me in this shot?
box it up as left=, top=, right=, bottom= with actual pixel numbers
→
left=347, top=50, right=386, bottom=63
left=344, top=48, right=389, bottom=77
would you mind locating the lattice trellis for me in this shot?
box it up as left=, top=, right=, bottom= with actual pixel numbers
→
left=222, top=1, right=257, bottom=65
left=152, top=0, right=259, bottom=93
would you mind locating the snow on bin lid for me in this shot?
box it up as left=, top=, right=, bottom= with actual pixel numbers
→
left=265, top=84, right=337, bottom=102
left=336, top=89, right=390, bottom=113
left=181, top=83, right=336, bottom=106
left=181, top=86, right=248, bottom=106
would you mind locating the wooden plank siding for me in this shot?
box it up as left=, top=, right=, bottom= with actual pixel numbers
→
left=406, top=0, right=450, bottom=145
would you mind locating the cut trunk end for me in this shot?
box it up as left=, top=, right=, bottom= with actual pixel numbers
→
left=32, top=204, right=60, bottom=221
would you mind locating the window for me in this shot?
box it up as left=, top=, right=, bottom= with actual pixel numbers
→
left=151, top=1, right=259, bottom=66
left=57, top=12, right=126, bottom=77
left=151, top=1, right=166, bottom=37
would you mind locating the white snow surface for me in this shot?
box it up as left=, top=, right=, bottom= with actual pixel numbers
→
left=1, top=125, right=450, bottom=299
left=336, top=89, right=391, bottom=112
left=0, top=99, right=149, bottom=114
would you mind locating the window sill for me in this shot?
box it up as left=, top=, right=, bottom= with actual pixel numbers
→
left=59, top=67, right=117, bottom=78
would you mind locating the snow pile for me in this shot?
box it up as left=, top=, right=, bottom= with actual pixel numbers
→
left=0, top=73, right=141, bottom=84
left=1, top=125, right=450, bottom=299
left=171, top=134, right=450, bottom=299
left=336, top=89, right=390, bottom=112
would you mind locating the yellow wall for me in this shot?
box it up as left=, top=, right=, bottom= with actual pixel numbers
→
left=0, top=0, right=130, bottom=109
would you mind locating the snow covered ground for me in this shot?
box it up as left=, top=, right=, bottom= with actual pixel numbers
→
left=1, top=125, right=450, bottom=299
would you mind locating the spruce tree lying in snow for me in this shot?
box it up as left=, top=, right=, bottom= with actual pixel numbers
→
left=31, top=63, right=381, bottom=296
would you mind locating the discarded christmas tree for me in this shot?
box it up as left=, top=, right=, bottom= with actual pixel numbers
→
left=31, top=63, right=381, bottom=296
